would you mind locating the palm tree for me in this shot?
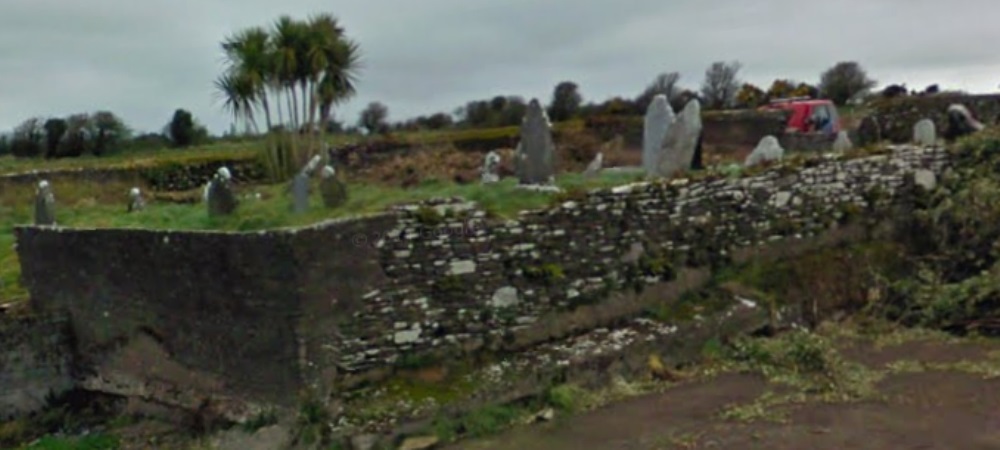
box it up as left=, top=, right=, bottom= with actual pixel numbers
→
left=215, top=14, right=361, bottom=135
left=306, top=14, right=361, bottom=131
left=219, top=27, right=274, bottom=132
left=214, top=71, right=259, bottom=134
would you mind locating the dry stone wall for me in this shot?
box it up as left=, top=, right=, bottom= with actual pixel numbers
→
left=337, top=145, right=948, bottom=372
left=13, top=144, right=950, bottom=409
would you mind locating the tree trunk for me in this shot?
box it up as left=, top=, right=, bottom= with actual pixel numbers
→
left=260, top=90, right=273, bottom=133
left=275, top=88, right=285, bottom=128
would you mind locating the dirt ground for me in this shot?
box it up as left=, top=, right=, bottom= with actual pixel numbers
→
left=448, top=333, right=1000, bottom=450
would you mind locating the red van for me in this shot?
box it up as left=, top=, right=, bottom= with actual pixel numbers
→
left=759, top=97, right=842, bottom=135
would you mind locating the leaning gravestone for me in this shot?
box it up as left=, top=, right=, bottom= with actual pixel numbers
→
left=34, top=180, right=55, bottom=226
left=127, top=187, right=145, bottom=213
left=913, top=119, right=937, bottom=146
left=655, top=99, right=703, bottom=178
left=515, top=99, right=556, bottom=185
left=745, top=135, right=785, bottom=167
left=832, top=130, right=854, bottom=153
left=320, top=165, right=348, bottom=208
left=481, top=151, right=501, bottom=184
left=583, top=152, right=603, bottom=178
left=643, top=94, right=675, bottom=175
left=302, top=154, right=323, bottom=176
left=207, top=167, right=238, bottom=217
left=945, top=104, right=985, bottom=141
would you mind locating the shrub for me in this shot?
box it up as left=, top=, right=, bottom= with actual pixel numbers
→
left=259, top=131, right=316, bottom=182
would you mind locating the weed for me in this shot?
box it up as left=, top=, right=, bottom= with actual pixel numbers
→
left=523, top=263, right=565, bottom=285
left=241, top=408, right=279, bottom=433
left=546, top=384, right=593, bottom=413
left=413, top=206, right=444, bottom=226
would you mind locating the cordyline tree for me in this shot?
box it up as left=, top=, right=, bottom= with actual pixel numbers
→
left=214, top=13, right=362, bottom=135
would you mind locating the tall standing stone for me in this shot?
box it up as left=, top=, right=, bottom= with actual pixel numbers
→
left=291, top=172, right=311, bottom=214
left=320, top=165, right=348, bottom=208
left=207, top=167, right=238, bottom=217
left=643, top=95, right=675, bottom=175
left=655, top=99, right=703, bottom=178
left=745, top=136, right=785, bottom=167
left=34, top=180, right=55, bottom=226
left=913, top=118, right=937, bottom=146
left=832, top=130, right=854, bottom=153
left=515, top=99, right=556, bottom=185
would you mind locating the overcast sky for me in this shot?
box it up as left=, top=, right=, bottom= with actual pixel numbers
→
left=2, top=0, right=999, bottom=135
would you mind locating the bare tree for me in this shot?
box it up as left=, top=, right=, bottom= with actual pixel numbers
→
left=701, top=61, right=742, bottom=110
left=818, top=61, right=877, bottom=106
left=636, top=72, right=681, bottom=110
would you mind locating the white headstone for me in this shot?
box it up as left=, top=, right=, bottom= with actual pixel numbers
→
left=481, top=151, right=501, bottom=184
left=745, top=135, right=785, bottom=167
left=832, top=130, right=854, bottom=153
left=127, top=187, right=145, bottom=213
left=643, top=95, right=675, bottom=175
left=656, top=99, right=703, bottom=178
left=302, top=154, right=323, bottom=176
left=34, top=180, right=56, bottom=226
left=515, top=99, right=556, bottom=185
left=913, top=119, right=937, bottom=146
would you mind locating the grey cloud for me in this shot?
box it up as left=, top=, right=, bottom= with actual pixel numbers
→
left=1, top=0, right=999, bottom=135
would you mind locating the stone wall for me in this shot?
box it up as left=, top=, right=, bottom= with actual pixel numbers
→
left=868, top=93, right=1000, bottom=143
left=0, top=313, right=75, bottom=420
left=0, top=157, right=264, bottom=193
left=14, top=144, right=950, bottom=411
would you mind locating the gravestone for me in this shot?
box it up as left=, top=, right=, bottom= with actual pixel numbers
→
left=583, top=152, right=603, bottom=178
left=207, top=167, right=238, bottom=217
left=856, top=115, right=882, bottom=147
left=690, top=131, right=704, bottom=170
left=302, top=154, right=323, bottom=176
left=481, top=151, right=501, bottom=184
left=832, top=130, right=854, bottom=153
left=913, top=118, right=937, bottom=146
left=655, top=99, right=703, bottom=178
left=34, top=180, right=55, bottom=226
left=127, top=187, right=145, bottom=213
left=291, top=172, right=310, bottom=214
left=320, top=165, right=348, bottom=208
left=945, top=104, right=985, bottom=141
left=643, top=94, right=675, bottom=175
left=515, top=99, right=556, bottom=185
left=745, top=135, right=785, bottom=167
